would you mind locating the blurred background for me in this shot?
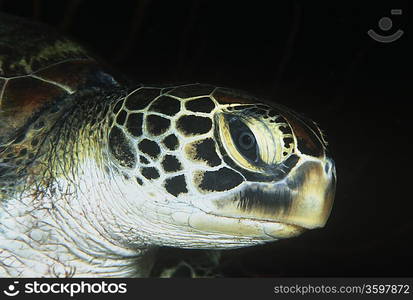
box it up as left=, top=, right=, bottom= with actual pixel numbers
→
left=1, top=0, right=411, bottom=276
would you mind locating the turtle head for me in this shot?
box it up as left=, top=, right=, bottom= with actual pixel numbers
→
left=106, top=85, right=335, bottom=249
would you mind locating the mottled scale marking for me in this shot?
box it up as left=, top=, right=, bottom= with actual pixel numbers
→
left=283, top=137, right=294, bottom=148
left=136, top=177, right=143, bottom=185
left=280, top=111, right=325, bottom=157
left=138, top=139, right=160, bottom=159
left=164, top=175, right=188, bottom=197
left=139, top=155, right=150, bottom=165
left=196, top=167, right=244, bottom=192
left=212, top=87, right=257, bottom=104
left=168, top=84, right=215, bottom=98
left=146, top=115, right=170, bottom=136
left=126, top=113, right=143, bottom=137
left=161, top=155, right=182, bottom=173
left=148, top=95, right=181, bottom=116
left=141, top=167, right=160, bottom=180
left=279, top=124, right=293, bottom=135
left=186, top=138, right=221, bottom=167
left=108, top=126, right=136, bottom=168
left=162, top=134, right=179, bottom=150
left=124, top=88, right=160, bottom=111
left=185, top=97, right=215, bottom=113
left=176, top=115, right=212, bottom=136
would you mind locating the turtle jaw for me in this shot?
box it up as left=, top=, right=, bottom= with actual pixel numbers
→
left=265, top=156, right=336, bottom=230
left=193, top=156, right=336, bottom=240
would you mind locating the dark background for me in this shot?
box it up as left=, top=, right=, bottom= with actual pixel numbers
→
left=1, top=0, right=411, bottom=277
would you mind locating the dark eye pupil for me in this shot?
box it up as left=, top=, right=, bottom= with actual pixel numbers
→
left=239, top=132, right=255, bottom=150
left=226, top=116, right=259, bottom=163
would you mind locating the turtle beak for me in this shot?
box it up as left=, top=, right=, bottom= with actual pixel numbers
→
left=208, top=156, right=336, bottom=232
left=277, top=157, right=336, bottom=229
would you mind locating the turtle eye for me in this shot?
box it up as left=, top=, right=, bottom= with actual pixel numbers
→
left=229, top=119, right=259, bottom=163
left=217, top=114, right=263, bottom=172
left=238, top=132, right=255, bottom=150
left=217, top=110, right=288, bottom=173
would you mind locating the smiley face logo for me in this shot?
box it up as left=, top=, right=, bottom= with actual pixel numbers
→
left=3, top=281, right=20, bottom=297
left=368, top=9, right=404, bottom=43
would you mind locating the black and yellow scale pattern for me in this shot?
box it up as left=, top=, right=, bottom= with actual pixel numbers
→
left=107, top=83, right=326, bottom=199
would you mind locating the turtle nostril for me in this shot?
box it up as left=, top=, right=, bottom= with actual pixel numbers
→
left=324, top=158, right=335, bottom=175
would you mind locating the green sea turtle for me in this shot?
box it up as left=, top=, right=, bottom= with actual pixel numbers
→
left=0, top=13, right=336, bottom=277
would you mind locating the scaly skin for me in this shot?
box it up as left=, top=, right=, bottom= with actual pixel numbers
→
left=0, top=87, right=154, bottom=277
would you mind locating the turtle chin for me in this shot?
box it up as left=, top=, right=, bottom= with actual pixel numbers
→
left=193, top=157, right=336, bottom=241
